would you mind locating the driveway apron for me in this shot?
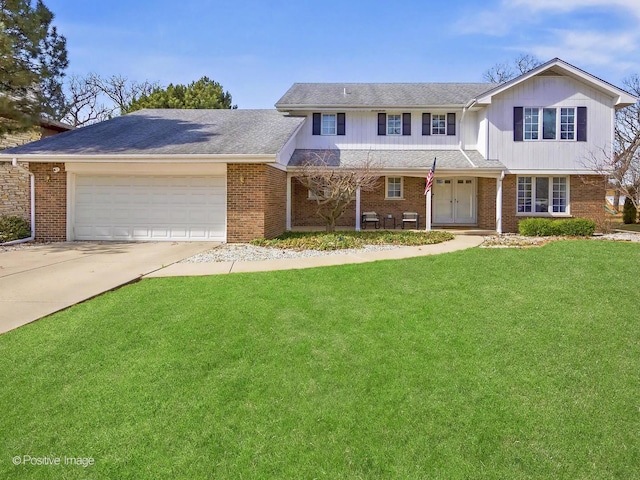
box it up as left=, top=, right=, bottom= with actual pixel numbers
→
left=0, top=242, right=212, bottom=334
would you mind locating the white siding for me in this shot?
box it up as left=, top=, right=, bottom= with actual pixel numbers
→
left=486, top=75, right=615, bottom=171
left=292, top=111, right=461, bottom=150
left=462, top=110, right=479, bottom=150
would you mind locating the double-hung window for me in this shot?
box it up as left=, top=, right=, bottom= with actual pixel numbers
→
left=517, top=176, right=568, bottom=214
left=386, top=177, right=403, bottom=199
left=321, top=114, right=336, bottom=135
left=387, top=115, right=402, bottom=135
left=560, top=108, right=575, bottom=140
left=431, top=114, right=446, bottom=135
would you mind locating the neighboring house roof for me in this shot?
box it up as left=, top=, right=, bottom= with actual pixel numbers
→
left=476, top=58, right=638, bottom=107
left=2, top=109, right=305, bottom=157
left=275, top=83, right=497, bottom=110
left=39, top=117, right=74, bottom=132
left=288, top=149, right=505, bottom=171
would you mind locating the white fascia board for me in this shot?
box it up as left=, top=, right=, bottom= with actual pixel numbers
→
left=0, top=154, right=277, bottom=163
left=287, top=166, right=505, bottom=177
left=505, top=168, right=603, bottom=175
left=475, top=58, right=638, bottom=107
left=278, top=105, right=466, bottom=112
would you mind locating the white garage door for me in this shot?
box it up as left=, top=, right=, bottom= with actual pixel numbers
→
left=74, top=175, right=226, bottom=241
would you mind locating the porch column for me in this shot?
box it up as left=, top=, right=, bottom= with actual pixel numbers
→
left=425, top=191, right=432, bottom=231
left=355, top=186, right=361, bottom=231
left=286, top=173, right=292, bottom=231
left=496, top=174, right=503, bottom=234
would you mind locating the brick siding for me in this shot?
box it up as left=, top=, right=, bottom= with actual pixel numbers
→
left=227, top=163, right=287, bottom=242
left=31, top=162, right=67, bottom=242
left=292, top=176, right=431, bottom=229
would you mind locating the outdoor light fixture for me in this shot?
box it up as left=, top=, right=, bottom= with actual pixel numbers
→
left=52, top=167, right=60, bottom=173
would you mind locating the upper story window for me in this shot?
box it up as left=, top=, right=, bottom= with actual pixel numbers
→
left=387, top=115, right=402, bottom=135
left=431, top=114, right=446, bottom=135
left=321, top=114, right=336, bottom=135
left=422, top=113, right=456, bottom=136
left=378, top=113, right=411, bottom=136
left=515, top=107, right=585, bottom=142
left=312, top=112, right=346, bottom=136
left=560, top=108, right=575, bottom=140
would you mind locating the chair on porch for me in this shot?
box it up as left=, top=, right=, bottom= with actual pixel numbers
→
left=401, top=212, right=420, bottom=229
left=361, top=211, right=380, bottom=229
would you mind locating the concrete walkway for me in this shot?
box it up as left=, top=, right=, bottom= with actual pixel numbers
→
left=0, top=242, right=212, bottom=334
left=146, top=235, right=484, bottom=277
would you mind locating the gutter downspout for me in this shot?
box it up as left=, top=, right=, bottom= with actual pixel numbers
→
left=459, top=99, right=476, bottom=168
left=0, top=158, right=35, bottom=245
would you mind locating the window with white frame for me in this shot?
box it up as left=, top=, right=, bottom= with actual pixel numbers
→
left=321, top=114, right=337, bottom=135
left=517, top=176, right=568, bottom=214
left=524, top=107, right=576, bottom=141
left=431, top=114, right=446, bottom=135
left=386, top=177, right=403, bottom=199
left=560, top=108, right=575, bottom=140
left=387, top=114, right=402, bottom=135
left=524, top=108, right=539, bottom=140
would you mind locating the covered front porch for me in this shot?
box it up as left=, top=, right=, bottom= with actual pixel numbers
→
left=284, top=148, right=507, bottom=234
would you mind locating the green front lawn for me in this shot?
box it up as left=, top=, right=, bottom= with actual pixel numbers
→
left=1, top=241, right=639, bottom=479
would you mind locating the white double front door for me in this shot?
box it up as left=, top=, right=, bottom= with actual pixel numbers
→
left=432, top=177, right=476, bottom=225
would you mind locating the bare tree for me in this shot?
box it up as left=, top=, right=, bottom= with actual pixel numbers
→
left=62, top=74, right=110, bottom=126
left=295, top=151, right=380, bottom=232
left=61, top=73, right=159, bottom=126
left=483, top=54, right=543, bottom=84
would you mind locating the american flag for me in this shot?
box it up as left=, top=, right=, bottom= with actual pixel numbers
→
left=424, top=158, right=437, bottom=195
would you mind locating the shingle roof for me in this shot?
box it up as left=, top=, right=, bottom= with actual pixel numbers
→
left=288, top=149, right=504, bottom=170
left=276, top=83, right=497, bottom=109
left=2, top=109, right=304, bottom=156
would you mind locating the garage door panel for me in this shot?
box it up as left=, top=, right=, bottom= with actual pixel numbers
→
left=74, top=175, right=226, bottom=241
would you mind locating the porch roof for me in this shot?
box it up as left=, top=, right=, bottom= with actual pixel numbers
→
left=288, top=149, right=505, bottom=171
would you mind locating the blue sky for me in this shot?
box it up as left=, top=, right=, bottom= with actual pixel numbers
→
left=47, top=0, right=640, bottom=108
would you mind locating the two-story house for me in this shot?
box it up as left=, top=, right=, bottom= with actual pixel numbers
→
left=276, top=58, right=637, bottom=234
left=1, top=58, right=635, bottom=243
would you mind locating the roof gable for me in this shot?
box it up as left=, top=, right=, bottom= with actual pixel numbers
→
left=475, top=58, right=638, bottom=108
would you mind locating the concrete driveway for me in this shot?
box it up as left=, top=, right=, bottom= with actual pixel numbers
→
left=0, top=242, right=212, bottom=334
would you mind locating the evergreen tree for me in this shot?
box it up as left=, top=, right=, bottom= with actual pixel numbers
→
left=125, top=76, right=236, bottom=113
left=622, top=196, right=637, bottom=224
left=0, top=0, right=68, bottom=132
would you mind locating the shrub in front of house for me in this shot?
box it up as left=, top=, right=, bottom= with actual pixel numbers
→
left=0, top=215, right=31, bottom=242
left=622, top=197, right=637, bottom=224
left=518, top=218, right=596, bottom=237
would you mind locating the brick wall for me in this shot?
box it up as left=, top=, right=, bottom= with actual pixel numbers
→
left=31, top=162, right=67, bottom=242
left=478, top=177, right=497, bottom=230
left=292, top=176, right=431, bottom=229
left=502, top=174, right=605, bottom=233
left=227, top=164, right=287, bottom=242
left=263, top=166, right=287, bottom=239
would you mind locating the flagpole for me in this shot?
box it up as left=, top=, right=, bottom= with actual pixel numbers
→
left=424, top=157, right=436, bottom=231
left=425, top=192, right=431, bottom=231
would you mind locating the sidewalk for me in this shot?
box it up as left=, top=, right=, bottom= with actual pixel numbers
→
left=145, top=235, right=484, bottom=278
